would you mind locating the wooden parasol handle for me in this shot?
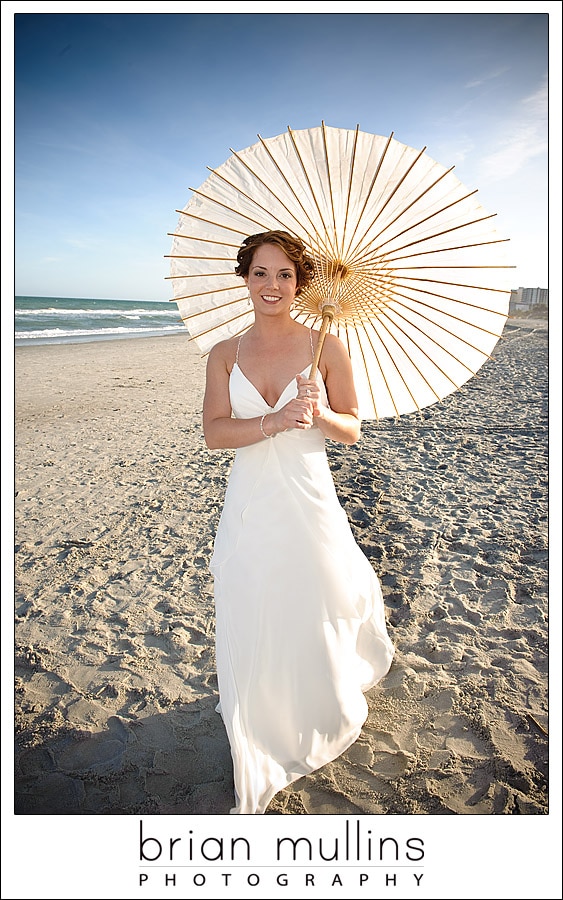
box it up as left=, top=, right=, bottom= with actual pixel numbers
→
left=309, top=268, right=345, bottom=378
left=309, top=303, right=336, bottom=380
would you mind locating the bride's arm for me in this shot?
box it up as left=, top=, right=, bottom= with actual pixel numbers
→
left=302, top=333, right=361, bottom=445
left=203, top=342, right=262, bottom=449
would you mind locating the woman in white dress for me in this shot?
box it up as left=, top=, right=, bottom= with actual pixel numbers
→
left=203, top=231, right=394, bottom=814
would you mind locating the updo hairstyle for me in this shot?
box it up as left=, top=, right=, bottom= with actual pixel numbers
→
left=235, top=231, right=315, bottom=296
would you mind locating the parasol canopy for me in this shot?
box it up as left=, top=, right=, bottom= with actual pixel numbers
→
left=166, top=123, right=513, bottom=420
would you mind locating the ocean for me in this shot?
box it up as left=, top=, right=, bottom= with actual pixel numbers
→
left=14, top=296, right=186, bottom=346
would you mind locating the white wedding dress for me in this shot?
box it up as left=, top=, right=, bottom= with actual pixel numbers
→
left=210, top=338, right=394, bottom=814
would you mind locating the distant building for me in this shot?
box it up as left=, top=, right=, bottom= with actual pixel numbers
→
left=509, top=286, right=548, bottom=312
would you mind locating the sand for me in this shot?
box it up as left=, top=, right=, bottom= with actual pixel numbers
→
left=13, top=318, right=548, bottom=817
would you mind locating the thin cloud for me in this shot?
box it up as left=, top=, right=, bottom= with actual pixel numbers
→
left=478, top=77, right=548, bottom=183
left=465, top=67, right=510, bottom=89
left=521, top=78, right=549, bottom=118
left=426, top=135, right=475, bottom=170
left=64, top=237, right=97, bottom=250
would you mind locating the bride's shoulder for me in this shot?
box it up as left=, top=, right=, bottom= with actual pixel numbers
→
left=321, top=331, right=349, bottom=361
left=207, top=335, right=241, bottom=377
left=209, top=335, right=239, bottom=362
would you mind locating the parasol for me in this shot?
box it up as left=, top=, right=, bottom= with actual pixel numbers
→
left=166, top=123, right=513, bottom=420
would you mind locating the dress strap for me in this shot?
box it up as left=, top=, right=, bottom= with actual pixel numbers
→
left=235, top=334, right=243, bottom=365
left=309, top=328, right=314, bottom=360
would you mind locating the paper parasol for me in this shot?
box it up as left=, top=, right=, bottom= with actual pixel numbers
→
left=166, top=123, right=513, bottom=419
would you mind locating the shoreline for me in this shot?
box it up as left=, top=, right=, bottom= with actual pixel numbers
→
left=14, top=322, right=548, bottom=815
left=14, top=328, right=187, bottom=349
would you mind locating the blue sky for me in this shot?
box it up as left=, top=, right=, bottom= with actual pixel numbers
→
left=7, top=5, right=557, bottom=301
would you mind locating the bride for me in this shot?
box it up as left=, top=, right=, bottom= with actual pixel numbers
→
left=203, top=230, right=394, bottom=814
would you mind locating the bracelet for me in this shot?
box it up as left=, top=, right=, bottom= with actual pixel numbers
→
left=260, top=414, right=273, bottom=439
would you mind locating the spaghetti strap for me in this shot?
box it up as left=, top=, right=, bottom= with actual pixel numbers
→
left=309, top=328, right=314, bottom=360
left=235, top=334, right=243, bottom=365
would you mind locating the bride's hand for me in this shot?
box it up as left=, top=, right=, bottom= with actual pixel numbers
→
left=269, top=395, right=314, bottom=432
left=296, top=373, right=323, bottom=419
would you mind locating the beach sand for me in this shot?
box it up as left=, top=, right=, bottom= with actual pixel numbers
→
left=14, top=319, right=548, bottom=816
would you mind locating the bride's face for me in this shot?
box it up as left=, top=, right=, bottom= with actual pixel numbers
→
left=244, top=244, right=297, bottom=316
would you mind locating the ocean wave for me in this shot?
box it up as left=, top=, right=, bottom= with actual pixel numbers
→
left=15, top=324, right=186, bottom=341
left=15, top=307, right=178, bottom=318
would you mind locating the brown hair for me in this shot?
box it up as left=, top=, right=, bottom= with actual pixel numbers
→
left=235, top=231, right=315, bottom=296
